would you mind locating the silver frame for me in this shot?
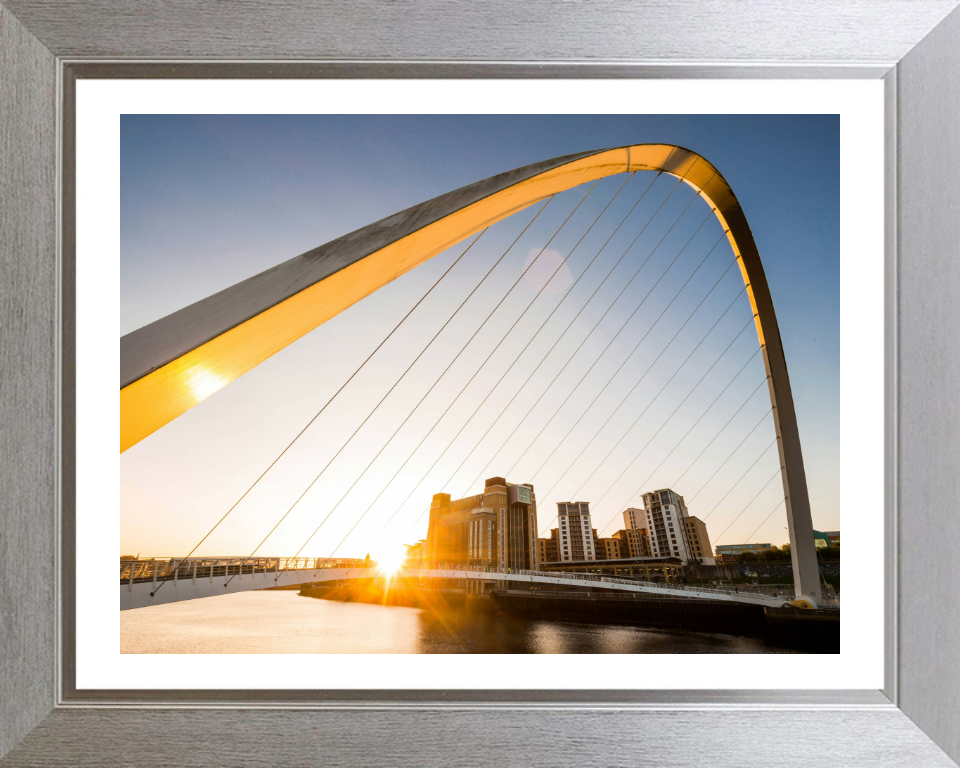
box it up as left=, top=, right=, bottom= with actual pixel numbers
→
left=2, top=2, right=959, bottom=765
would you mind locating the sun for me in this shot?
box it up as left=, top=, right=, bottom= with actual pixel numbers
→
left=374, top=543, right=407, bottom=576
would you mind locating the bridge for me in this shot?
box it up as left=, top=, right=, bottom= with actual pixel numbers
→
left=119, top=144, right=826, bottom=612
left=120, top=557, right=792, bottom=611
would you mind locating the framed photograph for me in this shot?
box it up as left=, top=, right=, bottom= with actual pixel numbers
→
left=2, top=2, right=959, bottom=765
left=110, top=95, right=859, bottom=666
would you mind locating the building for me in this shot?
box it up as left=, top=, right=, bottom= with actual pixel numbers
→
left=537, top=535, right=558, bottom=564
left=612, top=528, right=650, bottom=559
left=715, top=531, right=837, bottom=562
left=537, top=537, right=549, bottom=564
left=715, top=542, right=773, bottom=558
left=637, top=489, right=697, bottom=563
left=813, top=529, right=832, bottom=548
left=425, top=476, right=538, bottom=570
left=619, top=508, right=652, bottom=559
left=637, top=529, right=653, bottom=558
left=540, top=528, right=622, bottom=562
left=555, top=501, right=596, bottom=561
left=623, top=507, right=644, bottom=531
left=596, top=536, right=621, bottom=560
left=683, top=516, right=715, bottom=565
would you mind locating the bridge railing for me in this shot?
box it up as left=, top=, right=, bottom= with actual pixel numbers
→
left=119, top=557, right=369, bottom=584
left=119, top=557, right=786, bottom=604
left=415, top=563, right=786, bottom=604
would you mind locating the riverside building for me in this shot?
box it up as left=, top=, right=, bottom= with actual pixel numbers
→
left=636, top=489, right=698, bottom=564
left=537, top=537, right=553, bottom=564
left=715, top=542, right=773, bottom=559
left=612, top=527, right=651, bottom=559
left=684, top=516, right=715, bottom=565
left=596, top=536, right=622, bottom=560
left=538, top=528, right=623, bottom=563
left=425, top=477, right=538, bottom=571
left=556, top=501, right=596, bottom=561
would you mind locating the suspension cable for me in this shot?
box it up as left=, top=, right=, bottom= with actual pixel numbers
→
left=700, top=437, right=779, bottom=521
left=687, top=410, right=774, bottom=507
left=739, top=498, right=786, bottom=546
left=579, top=315, right=752, bottom=536
left=359, top=172, right=663, bottom=553
left=671, top=379, right=770, bottom=489
left=216, top=191, right=563, bottom=586
left=544, top=287, right=750, bottom=532
left=626, top=369, right=763, bottom=504
left=324, top=173, right=641, bottom=558
left=452, top=200, right=716, bottom=514
left=400, top=178, right=704, bottom=538
left=530, top=235, right=734, bottom=501
left=148, top=225, right=490, bottom=596
left=500, top=209, right=718, bottom=485
left=710, top=466, right=784, bottom=543
left=395, top=175, right=687, bottom=525
left=592, top=343, right=761, bottom=537
left=283, top=179, right=603, bottom=571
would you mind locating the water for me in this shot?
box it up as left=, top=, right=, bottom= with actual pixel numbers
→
left=121, top=591, right=794, bottom=654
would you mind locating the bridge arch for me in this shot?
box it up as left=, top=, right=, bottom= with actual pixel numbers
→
left=119, top=144, right=821, bottom=603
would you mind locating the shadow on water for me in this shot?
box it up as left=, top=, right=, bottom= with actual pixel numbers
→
left=409, top=604, right=788, bottom=654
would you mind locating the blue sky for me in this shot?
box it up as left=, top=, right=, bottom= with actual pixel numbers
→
left=120, top=115, right=839, bottom=558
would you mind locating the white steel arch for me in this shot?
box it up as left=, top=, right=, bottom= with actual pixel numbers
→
left=120, top=144, right=822, bottom=604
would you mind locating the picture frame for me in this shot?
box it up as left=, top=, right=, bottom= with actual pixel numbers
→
left=2, top=1, right=959, bottom=764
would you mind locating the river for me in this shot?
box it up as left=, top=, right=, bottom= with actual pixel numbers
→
left=120, top=590, right=795, bottom=654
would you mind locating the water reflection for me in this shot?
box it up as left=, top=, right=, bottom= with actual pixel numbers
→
left=120, top=590, right=793, bottom=654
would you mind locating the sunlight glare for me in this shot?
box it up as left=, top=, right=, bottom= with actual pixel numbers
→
left=374, top=542, right=407, bottom=575
left=185, top=365, right=228, bottom=403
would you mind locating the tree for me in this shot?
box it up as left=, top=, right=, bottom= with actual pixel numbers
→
left=819, top=543, right=840, bottom=562
left=737, top=545, right=791, bottom=564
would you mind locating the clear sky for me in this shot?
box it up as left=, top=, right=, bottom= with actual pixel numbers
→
left=120, top=115, right=839, bottom=559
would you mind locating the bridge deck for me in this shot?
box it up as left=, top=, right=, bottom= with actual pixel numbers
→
left=119, top=558, right=789, bottom=610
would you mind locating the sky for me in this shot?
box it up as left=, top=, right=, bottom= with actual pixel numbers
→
left=120, top=115, right=840, bottom=559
